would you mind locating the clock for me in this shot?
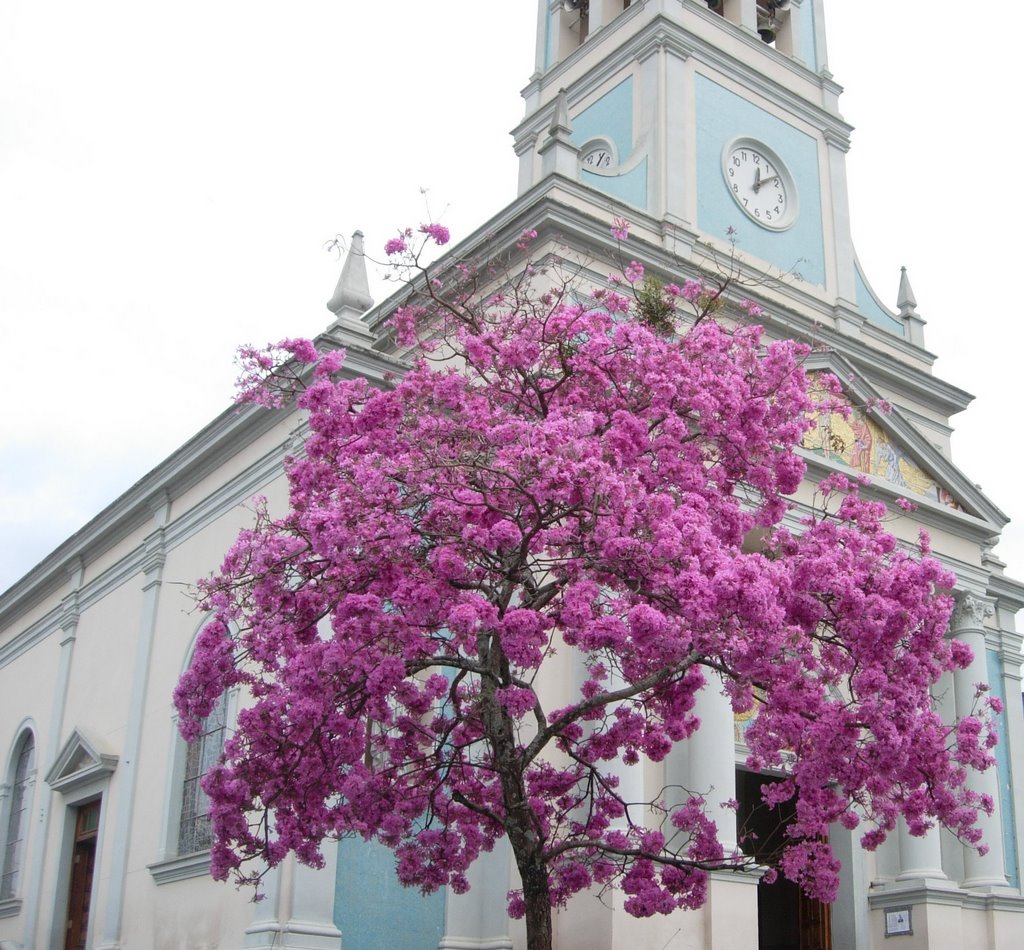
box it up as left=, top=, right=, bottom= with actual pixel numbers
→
left=580, top=139, right=617, bottom=173
left=722, top=138, right=797, bottom=229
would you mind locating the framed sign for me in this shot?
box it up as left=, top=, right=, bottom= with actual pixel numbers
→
left=884, top=907, right=913, bottom=937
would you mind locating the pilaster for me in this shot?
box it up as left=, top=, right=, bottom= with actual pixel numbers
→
left=22, top=560, right=83, bottom=950
left=97, top=495, right=170, bottom=948
left=439, top=839, right=513, bottom=950
left=244, top=848, right=342, bottom=949
left=950, top=592, right=1010, bottom=891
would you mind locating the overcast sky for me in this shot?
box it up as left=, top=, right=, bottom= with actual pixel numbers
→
left=2, top=2, right=1020, bottom=595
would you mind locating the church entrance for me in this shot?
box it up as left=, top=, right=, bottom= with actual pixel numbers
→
left=64, top=800, right=100, bottom=950
left=736, top=770, right=832, bottom=950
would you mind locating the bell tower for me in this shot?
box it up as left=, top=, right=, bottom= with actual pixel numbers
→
left=514, top=0, right=905, bottom=344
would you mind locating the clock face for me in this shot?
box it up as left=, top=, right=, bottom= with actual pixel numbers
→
left=722, top=139, right=797, bottom=230
left=581, top=140, right=616, bottom=172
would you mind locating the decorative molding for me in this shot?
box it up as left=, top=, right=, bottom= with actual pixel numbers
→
left=44, top=728, right=118, bottom=794
left=243, top=920, right=342, bottom=950
left=524, top=12, right=850, bottom=143
left=951, top=593, right=995, bottom=633
left=147, top=851, right=212, bottom=885
left=0, top=896, right=21, bottom=919
left=868, top=882, right=1024, bottom=912
left=438, top=940, right=514, bottom=950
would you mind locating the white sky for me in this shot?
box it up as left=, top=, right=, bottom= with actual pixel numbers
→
left=1, top=2, right=1021, bottom=595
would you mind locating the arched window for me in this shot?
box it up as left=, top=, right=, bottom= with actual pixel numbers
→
left=149, top=618, right=237, bottom=884
left=1, top=731, right=36, bottom=900
left=177, top=690, right=228, bottom=856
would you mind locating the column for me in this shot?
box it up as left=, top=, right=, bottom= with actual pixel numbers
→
left=895, top=820, right=947, bottom=882
left=724, top=0, right=758, bottom=34
left=950, top=593, right=1008, bottom=890
left=606, top=665, right=645, bottom=828
left=687, top=671, right=737, bottom=854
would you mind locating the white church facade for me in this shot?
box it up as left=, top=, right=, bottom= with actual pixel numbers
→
left=2, top=2, right=1023, bottom=948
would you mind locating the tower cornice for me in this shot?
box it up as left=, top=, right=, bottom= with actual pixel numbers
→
left=515, top=13, right=852, bottom=158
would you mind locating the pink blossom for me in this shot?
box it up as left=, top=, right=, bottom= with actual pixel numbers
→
left=420, top=223, right=450, bottom=246
left=624, top=261, right=644, bottom=283
left=516, top=228, right=538, bottom=250
left=610, top=217, right=630, bottom=241
left=385, top=236, right=407, bottom=255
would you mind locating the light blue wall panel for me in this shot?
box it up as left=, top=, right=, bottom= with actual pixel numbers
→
left=854, top=263, right=904, bottom=336
left=572, top=77, right=634, bottom=159
left=695, top=75, right=825, bottom=286
left=335, top=838, right=446, bottom=949
left=572, top=77, right=649, bottom=212
left=580, top=161, right=648, bottom=209
left=986, top=649, right=1020, bottom=888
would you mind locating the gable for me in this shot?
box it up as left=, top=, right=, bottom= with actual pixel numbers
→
left=45, top=727, right=118, bottom=794
left=797, top=355, right=1009, bottom=531
left=803, top=385, right=963, bottom=510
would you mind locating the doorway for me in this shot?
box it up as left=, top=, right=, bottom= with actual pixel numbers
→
left=64, top=800, right=100, bottom=950
left=736, top=770, right=832, bottom=950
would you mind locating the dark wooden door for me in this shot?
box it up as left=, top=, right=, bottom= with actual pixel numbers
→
left=798, top=888, right=832, bottom=950
left=65, top=801, right=100, bottom=950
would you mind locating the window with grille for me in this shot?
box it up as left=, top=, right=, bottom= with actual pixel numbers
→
left=1, top=732, right=36, bottom=900
left=177, top=693, right=228, bottom=855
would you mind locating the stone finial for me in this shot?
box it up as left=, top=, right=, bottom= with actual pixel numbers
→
left=549, top=88, right=572, bottom=138
left=539, top=89, right=579, bottom=180
left=897, top=266, right=926, bottom=348
left=897, top=266, right=917, bottom=314
left=327, top=231, right=374, bottom=317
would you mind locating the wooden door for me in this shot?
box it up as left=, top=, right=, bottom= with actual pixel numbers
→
left=798, top=889, right=832, bottom=950
left=65, top=801, right=100, bottom=950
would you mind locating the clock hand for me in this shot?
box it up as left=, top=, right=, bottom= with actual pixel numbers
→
left=753, top=166, right=762, bottom=193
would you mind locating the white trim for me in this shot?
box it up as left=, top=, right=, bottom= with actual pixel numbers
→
left=147, top=850, right=212, bottom=885
left=0, top=896, right=21, bottom=919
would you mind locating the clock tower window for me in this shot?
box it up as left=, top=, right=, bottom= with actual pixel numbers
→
left=555, top=1, right=635, bottom=57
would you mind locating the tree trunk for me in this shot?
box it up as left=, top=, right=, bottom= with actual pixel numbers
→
left=478, top=636, right=554, bottom=950
left=521, top=860, right=554, bottom=950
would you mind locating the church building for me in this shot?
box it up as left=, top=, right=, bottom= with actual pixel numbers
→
left=2, top=2, right=1022, bottom=948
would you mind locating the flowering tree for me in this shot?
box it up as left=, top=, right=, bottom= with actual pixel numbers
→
left=175, top=223, right=999, bottom=950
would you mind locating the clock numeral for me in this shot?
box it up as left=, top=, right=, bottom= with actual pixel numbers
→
left=742, top=198, right=749, bottom=207
left=728, top=167, right=735, bottom=178
left=732, top=184, right=739, bottom=193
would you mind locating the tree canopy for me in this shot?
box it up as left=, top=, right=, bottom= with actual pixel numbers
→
left=175, top=224, right=999, bottom=950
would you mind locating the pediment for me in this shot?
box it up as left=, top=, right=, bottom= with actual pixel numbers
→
left=799, top=353, right=1007, bottom=530
left=45, top=728, right=118, bottom=794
